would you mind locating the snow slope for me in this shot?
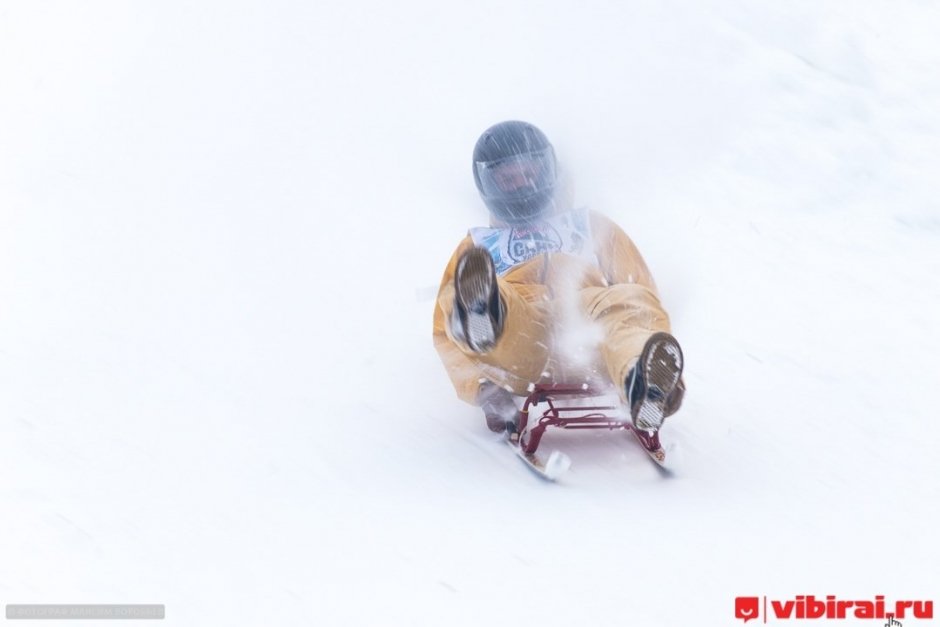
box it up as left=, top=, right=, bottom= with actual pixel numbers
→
left=1, top=1, right=938, bottom=625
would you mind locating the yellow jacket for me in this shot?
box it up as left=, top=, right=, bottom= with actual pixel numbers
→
left=433, top=210, right=659, bottom=404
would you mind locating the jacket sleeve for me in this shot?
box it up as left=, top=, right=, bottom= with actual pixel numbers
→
left=590, top=211, right=658, bottom=293
left=432, top=236, right=486, bottom=405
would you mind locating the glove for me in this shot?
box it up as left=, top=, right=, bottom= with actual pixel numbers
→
left=477, top=381, right=519, bottom=434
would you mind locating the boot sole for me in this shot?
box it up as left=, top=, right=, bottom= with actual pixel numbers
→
left=455, top=248, right=501, bottom=352
left=633, top=332, right=684, bottom=431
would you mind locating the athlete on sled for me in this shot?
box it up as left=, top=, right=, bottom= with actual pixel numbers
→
left=433, top=120, right=685, bottom=437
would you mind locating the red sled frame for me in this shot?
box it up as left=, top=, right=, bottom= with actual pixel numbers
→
left=516, top=383, right=662, bottom=457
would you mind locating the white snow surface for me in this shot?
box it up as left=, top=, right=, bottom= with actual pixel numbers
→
left=2, top=1, right=939, bottom=625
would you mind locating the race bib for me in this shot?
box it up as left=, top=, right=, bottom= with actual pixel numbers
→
left=469, top=208, right=598, bottom=276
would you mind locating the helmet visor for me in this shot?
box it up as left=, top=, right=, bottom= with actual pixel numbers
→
left=475, top=149, right=556, bottom=199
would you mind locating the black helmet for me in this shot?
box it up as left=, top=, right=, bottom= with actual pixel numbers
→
left=472, top=121, right=557, bottom=224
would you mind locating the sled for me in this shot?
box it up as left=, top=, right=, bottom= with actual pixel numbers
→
left=510, top=383, right=668, bottom=473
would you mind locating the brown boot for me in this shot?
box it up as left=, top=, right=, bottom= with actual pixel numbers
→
left=626, top=332, right=684, bottom=431
left=451, top=246, right=504, bottom=353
